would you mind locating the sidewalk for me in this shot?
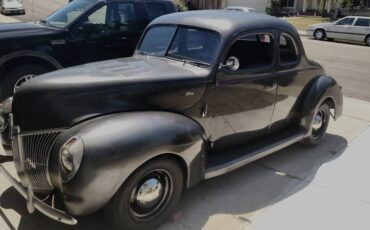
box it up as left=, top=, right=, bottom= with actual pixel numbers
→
left=0, top=14, right=19, bottom=23
left=1, top=97, right=370, bottom=230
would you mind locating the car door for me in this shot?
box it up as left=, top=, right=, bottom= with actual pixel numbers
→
left=67, top=3, right=111, bottom=66
left=271, top=32, right=302, bottom=130
left=330, top=17, right=356, bottom=40
left=211, top=31, right=278, bottom=149
left=353, top=17, right=370, bottom=41
left=102, top=2, right=144, bottom=59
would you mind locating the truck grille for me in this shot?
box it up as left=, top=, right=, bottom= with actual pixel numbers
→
left=13, top=130, right=62, bottom=193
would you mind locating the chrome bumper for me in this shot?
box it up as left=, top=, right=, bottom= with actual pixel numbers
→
left=0, top=163, right=77, bottom=225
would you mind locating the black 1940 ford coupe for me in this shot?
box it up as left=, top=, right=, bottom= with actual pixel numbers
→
left=0, top=10, right=342, bottom=230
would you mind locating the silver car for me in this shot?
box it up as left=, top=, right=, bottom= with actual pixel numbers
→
left=224, top=6, right=257, bottom=13
left=306, top=16, right=370, bottom=46
left=0, top=0, right=25, bottom=15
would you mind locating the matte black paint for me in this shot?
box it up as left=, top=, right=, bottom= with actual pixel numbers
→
left=2, top=11, right=343, bottom=217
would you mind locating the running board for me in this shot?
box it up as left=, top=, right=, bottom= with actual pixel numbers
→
left=205, top=132, right=305, bottom=179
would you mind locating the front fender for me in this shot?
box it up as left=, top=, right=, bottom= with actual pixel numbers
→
left=49, top=112, right=206, bottom=216
left=299, top=75, right=343, bottom=132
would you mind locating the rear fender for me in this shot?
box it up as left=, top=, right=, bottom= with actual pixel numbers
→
left=299, top=75, right=343, bottom=134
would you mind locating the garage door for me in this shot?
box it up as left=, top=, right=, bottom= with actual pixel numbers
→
left=225, top=0, right=269, bottom=13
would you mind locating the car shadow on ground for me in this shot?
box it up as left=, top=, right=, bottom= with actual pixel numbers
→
left=0, top=134, right=347, bottom=230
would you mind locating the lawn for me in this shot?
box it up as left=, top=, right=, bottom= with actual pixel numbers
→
left=283, top=16, right=331, bottom=31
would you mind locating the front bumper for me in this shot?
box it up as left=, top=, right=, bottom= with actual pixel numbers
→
left=0, top=160, right=77, bottom=225
left=306, top=29, right=314, bottom=37
left=1, top=7, right=25, bottom=15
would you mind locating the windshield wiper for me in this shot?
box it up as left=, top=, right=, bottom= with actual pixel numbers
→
left=167, top=53, right=211, bottom=67
left=181, top=59, right=210, bottom=67
left=137, top=50, right=163, bottom=57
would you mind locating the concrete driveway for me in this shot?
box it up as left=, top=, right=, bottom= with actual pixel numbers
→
left=1, top=97, right=369, bottom=230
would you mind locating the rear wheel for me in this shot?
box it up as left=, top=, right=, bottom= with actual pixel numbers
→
left=314, top=29, right=326, bottom=40
left=301, top=103, right=330, bottom=147
left=1, top=64, right=51, bottom=101
left=366, top=35, right=370, bottom=46
left=104, top=158, right=184, bottom=230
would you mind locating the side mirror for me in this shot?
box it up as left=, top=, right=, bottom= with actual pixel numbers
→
left=220, top=56, right=240, bottom=71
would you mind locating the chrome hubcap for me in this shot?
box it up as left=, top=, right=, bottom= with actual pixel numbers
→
left=312, top=114, right=323, bottom=130
left=14, top=75, right=35, bottom=93
left=312, top=108, right=327, bottom=139
left=129, top=169, right=173, bottom=220
left=136, top=178, right=163, bottom=210
left=315, top=31, right=323, bottom=39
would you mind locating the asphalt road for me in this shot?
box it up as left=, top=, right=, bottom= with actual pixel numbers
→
left=301, top=37, right=370, bottom=102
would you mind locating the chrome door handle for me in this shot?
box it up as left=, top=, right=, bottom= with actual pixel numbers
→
left=265, top=83, right=278, bottom=91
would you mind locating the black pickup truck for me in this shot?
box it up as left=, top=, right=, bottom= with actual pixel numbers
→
left=0, top=0, right=176, bottom=101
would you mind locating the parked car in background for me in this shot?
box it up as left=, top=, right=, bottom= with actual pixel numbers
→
left=0, top=0, right=176, bottom=102
left=0, top=0, right=25, bottom=15
left=224, top=6, right=257, bottom=12
left=306, top=16, right=370, bottom=46
left=0, top=10, right=343, bottom=230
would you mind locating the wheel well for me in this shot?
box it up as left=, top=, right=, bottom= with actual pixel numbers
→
left=144, top=153, right=189, bottom=188
left=365, top=34, right=370, bottom=42
left=0, top=56, right=57, bottom=77
left=314, top=28, right=325, bottom=34
left=323, top=97, right=336, bottom=119
left=323, top=97, right=335, bottom=110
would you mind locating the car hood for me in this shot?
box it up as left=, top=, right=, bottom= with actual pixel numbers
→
left=0, top=22, right=57, bottom=40
left=12, top=56, right=210, bottom=131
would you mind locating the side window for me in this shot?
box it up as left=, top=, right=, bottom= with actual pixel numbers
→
left=74, top=5, right=108, bottom=38
left=225, top=33, right=274, bottom=70
left=108, top=3, right=139, bottom=31
left=336, top=17, right=355, bottom=26
left=355, top=18, right=370, bottom=27
left=279, top=33, right=299, bottom=65
left=145, top=2, right=167, bottom=21
left=88, top=5, right=107, bottom=24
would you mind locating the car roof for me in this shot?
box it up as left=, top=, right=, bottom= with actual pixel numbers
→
left=150, top=10, right=298, bottom=39
left=225, top=6, right=256, bottom=10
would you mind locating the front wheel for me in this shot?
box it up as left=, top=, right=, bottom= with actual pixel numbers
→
left=314, top=29, right=326, bottom=40
left=301, top=103, right=330, bottom=147
left=105, top=158, right=184, bottom=230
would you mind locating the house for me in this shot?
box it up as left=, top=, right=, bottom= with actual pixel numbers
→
left=191, top=0, right=369, bottom=15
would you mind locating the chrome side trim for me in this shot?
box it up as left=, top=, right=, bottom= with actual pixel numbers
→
left=205, top=133, right=305, bottom=179
left=0, top=163, right=77, bottom=225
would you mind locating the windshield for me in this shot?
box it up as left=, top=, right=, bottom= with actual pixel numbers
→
left=43, top=0, right=99, bottom=28
left=138, top=26, right=221, bottom=66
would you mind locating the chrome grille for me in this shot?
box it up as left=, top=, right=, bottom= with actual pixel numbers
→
left=13, top=130, right=62, bottom=192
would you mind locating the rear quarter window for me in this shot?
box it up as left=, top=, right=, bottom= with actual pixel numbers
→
left=355, top=18, right=370, bottom=27
left=145, top=2, right=167, bottom=21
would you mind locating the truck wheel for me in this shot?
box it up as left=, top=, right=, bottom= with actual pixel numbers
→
left=1, top=64, right=50, bottom=100
left=314, top=29, right=326, bottom=40
left=105, top=158, right=184, bottom=230
left=301, top=103, right=330, bottom=147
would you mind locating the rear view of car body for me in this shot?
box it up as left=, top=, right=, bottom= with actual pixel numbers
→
left=0, top=0, right=25, bottom=15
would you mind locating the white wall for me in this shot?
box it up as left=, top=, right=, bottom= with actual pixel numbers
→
left=225, top=0, right=269, bottom=13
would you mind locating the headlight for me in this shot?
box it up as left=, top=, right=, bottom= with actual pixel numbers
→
left=60, top=136, right=84, bottom=182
